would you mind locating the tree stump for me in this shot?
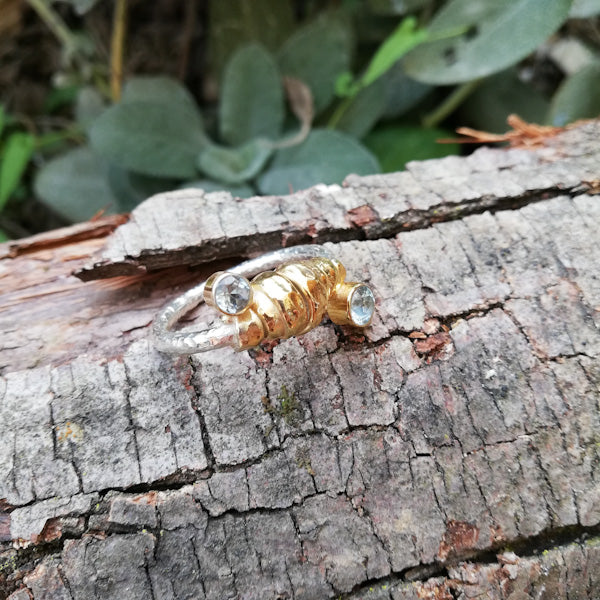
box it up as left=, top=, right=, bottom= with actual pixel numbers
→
left=1, top=121, right=599, bottom=600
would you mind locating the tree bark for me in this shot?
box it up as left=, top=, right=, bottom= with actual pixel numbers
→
left=1, top=121, right=599, bottom=599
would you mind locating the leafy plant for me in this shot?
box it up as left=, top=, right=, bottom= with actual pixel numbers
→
left=24, top=0, right=600, bottom=227
left=34, top=147, right=117, bottom=221
left=548, top=61, right=600, bottom=126
left=403, top=0, right=572, bottom=84
left=258, top=129, right=380, bottom=195
left=220, top=43, right=284, bottom=145
left=0, top=126, right=35, bottom=213
left=0, top=106, right=37, bottom=239
left=334, top=16, right=429, bottom=100
left=34, top=12, right=379, bottom=221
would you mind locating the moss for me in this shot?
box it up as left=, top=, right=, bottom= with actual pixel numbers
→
left=0, top=553, right=18, bottom=574
left=261, top=385, right=301, bottom=425
left=295, top=447, right=315, bottom=476
left=277, top=385, right=300, bottom=423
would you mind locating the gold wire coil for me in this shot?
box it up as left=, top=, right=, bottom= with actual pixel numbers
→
left=204, top=257, right=374, bottom=350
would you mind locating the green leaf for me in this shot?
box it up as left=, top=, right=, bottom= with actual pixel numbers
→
left=335, top=72, right=361, bottom=98
left=547, top=62, right=600, bottom=127
left=258, top=129, right=379, bottom=196
left=179, top=180, right=255, bottom=198
left=461, top=68, right=549, bottom=133
left=0, top=105, right=6, bottom=138
left=278, top=15, right=352, bottom=114
left=219, top=44, right=284, bottom=146
left=381, top=63, right=431, bottom=119
left=361, top=17, right=428, bottom=89
left=570, top=0, right=600, bottom=17
left=208, top=0, right=295, bottom=77
left=404, top=0, right=572, bottom=85
left=44, top=85, right=80, bottom=114
left=90, top=101, right=206, bottom=179
left=0, top=132, right=35, bottom=210
left=334, top=78, right=388, bottom=138
left=364, top=125, right=460, bottom=172
left=34, top=147, right=119, bottom=222
left=107, top=167, right=175, bottom=212
left=122, top=77, right=199, bottom=113
left=0, top=228, right=8, bottom=242
left=198, top=140, right=273, bottom=185
left=75, top=86, right=106, bottom=132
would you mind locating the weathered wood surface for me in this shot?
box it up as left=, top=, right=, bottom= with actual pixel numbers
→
left=75, top=122, right=599, bottom=280
left=0, top=121, right=599, bottom=599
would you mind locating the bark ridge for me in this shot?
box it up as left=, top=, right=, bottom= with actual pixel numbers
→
left=0, top=121, right=599, bottom=599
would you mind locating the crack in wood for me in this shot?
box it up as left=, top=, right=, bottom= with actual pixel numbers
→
left=69, top=121, right=600, bottom=282
left=2, top=122, right=600, bottom=599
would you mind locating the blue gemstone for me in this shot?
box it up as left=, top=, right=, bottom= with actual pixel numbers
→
left=349, top=285, right=375, bottom=326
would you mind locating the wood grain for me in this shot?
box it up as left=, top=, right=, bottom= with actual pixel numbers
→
left=1, top=121, right=599, bottom=599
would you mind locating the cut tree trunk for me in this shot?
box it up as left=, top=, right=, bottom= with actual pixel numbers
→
left=1, top=121, right=599, bottom=600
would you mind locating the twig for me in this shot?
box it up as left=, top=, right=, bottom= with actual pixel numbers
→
left=26, top=0, right=79, bottom=52
left=110, top=0, right=128, bottom=101
left=178, top=0, right=197, bottom=81
left=440, top=114, right=565, bottom=148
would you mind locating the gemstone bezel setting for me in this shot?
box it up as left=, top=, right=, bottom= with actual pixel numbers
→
left=348, top=284, right=375, bottom=327
left=210, top=272, right=252, bottom=316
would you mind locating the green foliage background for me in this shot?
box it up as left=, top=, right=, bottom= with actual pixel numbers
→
left=1, top=0, right=600, bottom=237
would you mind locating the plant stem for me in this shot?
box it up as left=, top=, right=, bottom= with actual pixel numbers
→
left=422, top=79, right=481, bottom=129
left=36, top=127, right=84, bottom=149
left=26, top=0, right=79, bottom=51
left=327, top=96, right=354, bottom=130
left=110, top=0, right=128, bottom=101
left=178, top=0, right=197, bottom=80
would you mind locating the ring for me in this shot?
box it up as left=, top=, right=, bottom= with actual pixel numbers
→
left=152, top=245, right=376, bottom=354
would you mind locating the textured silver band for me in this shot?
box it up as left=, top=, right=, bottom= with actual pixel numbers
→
left=152, top=245, right=333, bottom=354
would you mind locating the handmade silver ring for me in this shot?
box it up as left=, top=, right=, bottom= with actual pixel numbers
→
left=152, top=245, right=376, bottom=354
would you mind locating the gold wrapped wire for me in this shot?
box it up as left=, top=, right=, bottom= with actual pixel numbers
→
left=204, top=257, right=374, bottom=350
